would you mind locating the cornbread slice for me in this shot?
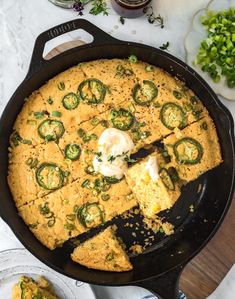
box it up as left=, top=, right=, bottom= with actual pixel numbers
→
left=39, top=60, right=137, bottom=132
left=11, top=91, right=48, bottom=148
left=71, top=226, right=133, bottom=272
left=8, top=142, right=73, bottom=208
left=12, top=276, right=58, bottom=299
left=19, top=179, right=137, bottom=250
left=80, top=59, right=137, bottom=107
left=125, top=152, right=181, bottom=219
left=163, top=116, right=222, bottom=182
left=39, top=65, right=88, bottom=132
left=129, top=61, right=208, bottom=142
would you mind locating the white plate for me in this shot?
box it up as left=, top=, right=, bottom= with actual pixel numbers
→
left=184, top=0, right=235, bottom=101
left=0, top=248, right=96, bottom=299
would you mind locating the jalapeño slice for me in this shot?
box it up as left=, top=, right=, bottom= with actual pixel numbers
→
left=78, top=78, right=106, bottom=105
left=65, top=144, right=81, bottom=161
left=36, top=163, right=64, bottom=190
left=159, top=168, right=175, bottom=191
left=110, top=108, right=134, bottom=131
left=62, top=92, right=79, bottom=110
left=160, top=102, right=186, bottom=130
left=133, top=80, right=158, bottom=106
left=38, top=119, right=64, bottom=141
left=173, top=137, right=203, bottom=165
left=77, top=203, right=104, bottom=228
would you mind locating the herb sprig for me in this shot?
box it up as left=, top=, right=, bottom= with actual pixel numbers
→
left=160, top=42, right=170, bottom=51
left=144, top=6, right=164, bottom=28
left=75, top=0, right=108, bottom=16
left=120, top=16, right=125, bottom=25
left=90, top=0, right=108, bottom=16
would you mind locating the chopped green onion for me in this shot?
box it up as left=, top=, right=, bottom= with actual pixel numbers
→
left=81, top=179, right=90, bottom=188
left=101, top=194, right=110, bottom=201
left=51, top=111, right=62, bottom=117
left=34, top=112, right=44, bottom=119
left=57, top=81, right=65, bottom=91
left=129, top=55, right=137, bottom=63
left=145, top=65, right=154, bottom=72
left=47, top=97, right=53, bottom=105
left=195, top=8, right=235, bottom=88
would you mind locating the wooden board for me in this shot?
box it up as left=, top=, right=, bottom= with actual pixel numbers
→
left=181, top=196, right=235, bottom=298
left=45, top=40, right=85, bottom=60
left=46, top=41, right=235, bottom=299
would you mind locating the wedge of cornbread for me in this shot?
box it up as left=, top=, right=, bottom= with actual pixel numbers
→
left=71, top=226, right=133, bottom=272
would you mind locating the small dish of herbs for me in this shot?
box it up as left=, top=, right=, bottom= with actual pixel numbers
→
left=185, top=0, right=235, bottom=100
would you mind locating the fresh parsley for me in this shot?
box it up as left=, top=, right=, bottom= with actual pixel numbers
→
left=144, top=6, right=164, bottom=28
left=120, top=16, right=125, bottom=25
left=76, top=0, right=108, bottom=16
left=107, top=155, right=116, bottom=162
left=159, top=42, right=170, bottom=50
left=89, top=0, right=109, bottom=16
left=124, top=155, right=137, bottom=164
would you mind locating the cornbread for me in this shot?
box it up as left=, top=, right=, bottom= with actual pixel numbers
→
left=71, top=226, right=133, bottom=272
left=8, top=58, right=222, bottom=272
left=19, top=179, right=137, bottom=250
left=163, top=116, right=222, bottom=182
left=12, top=276, right=58, bottom=299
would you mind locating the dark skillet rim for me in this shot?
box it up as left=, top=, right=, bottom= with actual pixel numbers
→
left=1, top=40, right=235, bottom=286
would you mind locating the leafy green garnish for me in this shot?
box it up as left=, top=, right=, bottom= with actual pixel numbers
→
left=160, top=42, right=170, bottom=50
left=194, top=8, right=235, bottom=88
left=144, top=6, right=164, bottom=28
left=120, top=16, right=125, bottom=25
left=85, top=0, right=109, bottom=16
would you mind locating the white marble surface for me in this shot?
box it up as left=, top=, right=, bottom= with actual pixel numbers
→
left=0, top=0, right=235, bottom=298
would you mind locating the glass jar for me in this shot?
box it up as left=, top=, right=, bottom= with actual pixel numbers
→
left=111, top=0, right=152, bottom=18
left=48, top=0, right=75, bottom=9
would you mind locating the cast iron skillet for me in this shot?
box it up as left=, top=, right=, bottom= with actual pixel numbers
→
left=0, top=19, right=234, bottom=299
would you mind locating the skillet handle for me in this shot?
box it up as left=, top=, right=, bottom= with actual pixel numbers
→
left=27, top=19, right=119, bottom=77
left=134, top=266, right=184, bottom=299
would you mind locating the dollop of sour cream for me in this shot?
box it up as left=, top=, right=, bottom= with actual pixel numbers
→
left=145, top=156, right=159, bottom=182
left=93, top=128, right=134, bottom=179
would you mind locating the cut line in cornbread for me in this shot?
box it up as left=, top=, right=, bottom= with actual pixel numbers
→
left=19, top=179, right=137, bottom=250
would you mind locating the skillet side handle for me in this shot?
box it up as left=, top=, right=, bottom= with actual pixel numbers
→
left=27, top=19, right=119, bottom=78
left=134, top=266, right=184, bottom=299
